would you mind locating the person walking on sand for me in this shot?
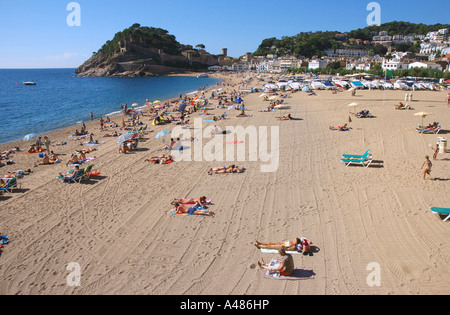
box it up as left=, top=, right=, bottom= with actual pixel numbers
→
left=421, top=155, right=433, bottom=180
left=432, top=145, right=439, bottom=161
left=43, top=136, right=50, bottom=153
left=100, top=117, right=104, bottom=131
left=447, top=93, right=450, bottom=106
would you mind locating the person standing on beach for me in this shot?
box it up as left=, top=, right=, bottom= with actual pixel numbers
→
left=43, top=136, right=50, bottom=153
left=447, top=93, right=450, bottom=106
left=421, top=155, right=433, bottom=180
left=100, top=117, right=104, bottom=131
left=90, top=111, right=94, bottom=121
left=432, top=145, right=439, bottom=161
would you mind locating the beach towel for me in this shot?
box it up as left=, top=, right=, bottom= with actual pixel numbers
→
left=85, top=141, right=104, bottom=147
left=165, top=146, right=184, bottom=151
left=23, top=148, right=46, bottom=155
left=260, top=248, right=300, bottom=255
left=204, top=119, right=215, bottom=122
left=171, top=209, right=204, bottom=217
left=263, top=269, right=316, bottom=281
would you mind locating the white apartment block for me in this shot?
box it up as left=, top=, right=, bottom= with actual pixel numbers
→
left=382, top=58, right=409, bottom=71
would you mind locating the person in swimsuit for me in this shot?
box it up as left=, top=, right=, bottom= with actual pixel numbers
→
left=432, top=145, right=439, bottom=161
left=171, top=196, right=208, bottom=207
left=258, top=247, right=295, bottom=276
left=421, top=155, right=433, bottom=180
left=254, top=238, right=301, bottom=252
left=173, top=203, right=215, bottom=216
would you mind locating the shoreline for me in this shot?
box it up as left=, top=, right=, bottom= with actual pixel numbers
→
left=0, top=71, right=223, bottom=148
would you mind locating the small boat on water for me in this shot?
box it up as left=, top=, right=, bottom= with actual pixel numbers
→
left=23, top=81, right=36, bottom=86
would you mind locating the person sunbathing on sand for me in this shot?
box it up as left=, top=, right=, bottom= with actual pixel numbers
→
left=59, top=165, right=80, bottom=179
left=145, top=155, right=173, bottom=164
left=208, top=165, right=245, bottom=175
left=276, top=114, right=293, bottom=120
left=329, top=124, right=349, bottom=131
left=173, top=203, right=215, bottom=216
left=171, top=196, right=208, bottom=206
left=254, top=238, right=301, bottom=252
left=66, top=154, right=79, bottom=166
left=35, top=152, right=60, bottom=166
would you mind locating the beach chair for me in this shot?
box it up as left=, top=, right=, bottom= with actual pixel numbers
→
left=341, top=153, right=373, bottom=168
left=80, top=164, right=94, bottom=181
left=0, top=178, right=21, bottom=193
left=430, top=207, right=450, bottom=222
left=342, top=150, right=370, bottom=160
left=62, top=169, right=85, bottom=183
left=418, top=127, right=441, bottom=134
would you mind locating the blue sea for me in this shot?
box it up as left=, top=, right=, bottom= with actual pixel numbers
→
left=0, top=69, right=221, bottom=145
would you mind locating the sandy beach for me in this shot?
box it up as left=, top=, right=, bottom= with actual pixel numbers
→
left=0, top=72, right=449, bottom=295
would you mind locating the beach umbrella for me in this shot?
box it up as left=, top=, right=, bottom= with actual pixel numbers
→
left=414, top=112, right=434, bottom=127
left=23, top=133, right=38, bottom=141
left=348, top=102, right=360, bottom=113
left=153, top=100, right=161, bottom=104
left=268, top=96, right=279, bottom=101
left=178, top=103, right=187, bottom=112
left=156, top=130, right=171, bottom=139
left=117, top=133, right=138, bottom=143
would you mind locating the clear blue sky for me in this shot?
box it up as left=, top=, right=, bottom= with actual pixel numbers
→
left=0, top=0, right=448, bottom=68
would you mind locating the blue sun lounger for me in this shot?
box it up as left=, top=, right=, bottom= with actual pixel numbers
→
left=341, top=150, right=372, bottom=168
left=430, top=207, right=450, bottom=222
left=342, top=150, right=370, bottom=159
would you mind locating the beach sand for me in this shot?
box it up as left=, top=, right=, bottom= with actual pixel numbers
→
left=0, top=73, right=449, bottom=295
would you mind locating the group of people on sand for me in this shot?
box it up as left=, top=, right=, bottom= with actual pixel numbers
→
left=1, top=147, right=20, bottom=167
left=254, top=237, right=313, bottom=277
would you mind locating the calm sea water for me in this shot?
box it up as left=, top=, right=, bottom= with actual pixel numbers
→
left=0, top=69, right=221, bottom=145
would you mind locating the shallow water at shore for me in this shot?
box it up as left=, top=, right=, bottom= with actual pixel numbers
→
left=0, top=68, right=220, bottom=145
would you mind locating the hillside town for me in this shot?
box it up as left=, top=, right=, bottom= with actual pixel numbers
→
left=209, top=28, right=450, bottom=78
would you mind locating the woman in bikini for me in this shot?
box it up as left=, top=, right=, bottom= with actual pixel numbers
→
left=254, top=238, right=301, bottom=252
left=421, top=155, right=433, bottom=180
left=208, top=165, right=245, bottom=175
left=171, top=196, right=208, bottom=206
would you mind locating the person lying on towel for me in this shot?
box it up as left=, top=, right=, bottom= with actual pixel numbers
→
left=208, top=165, right=245, bottom=175
left=173, top=203, right=215, bottom=216
left=171, top=196, right=208, bottom=207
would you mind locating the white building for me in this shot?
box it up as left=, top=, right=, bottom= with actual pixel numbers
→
left=408, top=61, right=442, bottom=71
left=231, top=63, right=247, bottom=71
left=208, top=65, right=225, bottom=71
left=308, top=59, right=330, bottom=69
left=382, top=58, right=409, bottom=71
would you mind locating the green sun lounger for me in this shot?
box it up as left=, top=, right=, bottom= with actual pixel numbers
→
left=341, top=153, right=373, bottom=168
left=342, top=150, right=370, bottom=159
left=431, top=207, right=450, bottom=222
